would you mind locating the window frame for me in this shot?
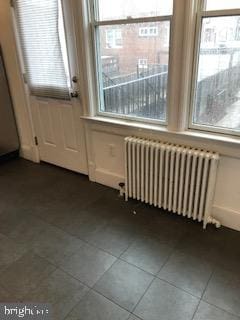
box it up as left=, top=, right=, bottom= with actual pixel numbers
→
left=90, top=0, right=173, bottom=126
left=189, top=1, right=240, bottom=137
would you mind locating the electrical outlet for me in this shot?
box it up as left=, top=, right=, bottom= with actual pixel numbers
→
left=109, top=144, right=116, bottom=157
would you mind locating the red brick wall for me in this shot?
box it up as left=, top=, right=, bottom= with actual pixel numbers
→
left=100, top=22, right=170, bottom=75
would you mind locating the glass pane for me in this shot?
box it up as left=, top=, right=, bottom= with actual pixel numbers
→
left=193, top=16, right=240, bottom=132
left=98, top=21, right=170, bottom=121
left=97, top=0, right=173, bottom=21
left=206, top=0, right=240, bottom=11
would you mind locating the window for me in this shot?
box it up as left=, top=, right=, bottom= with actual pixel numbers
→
left=139, top=27, right=158, bottom=37
left=14, top=0, right=70, bottom=100
left=105, top=29, right=123, bottom=48
left=93, top=1, right=172, bottom=122
left=191, top=1, right=240, bottom=134
left=138, top=59, right=148, bottom=68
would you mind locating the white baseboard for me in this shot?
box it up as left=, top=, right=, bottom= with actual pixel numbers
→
left=212, top=205, right=240, bottom=231
left=20, top=145, right=40, bottom=163
left=94, top=168, right=124, bottom=189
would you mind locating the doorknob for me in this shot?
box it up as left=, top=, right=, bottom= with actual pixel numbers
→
left=72, top=76, right=78, bottom=83
left=70, top=90, right=79, bottom=98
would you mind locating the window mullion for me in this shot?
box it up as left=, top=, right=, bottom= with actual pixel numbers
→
left=167, top=0, right=186, bottom=131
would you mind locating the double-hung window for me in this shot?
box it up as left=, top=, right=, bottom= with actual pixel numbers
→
left=190, top=0, right=240, bottom=135
left=92, top=0, right=173, bottom=122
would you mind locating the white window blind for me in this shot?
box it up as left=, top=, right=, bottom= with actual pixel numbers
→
left=14, top=0, right=70, bottom=100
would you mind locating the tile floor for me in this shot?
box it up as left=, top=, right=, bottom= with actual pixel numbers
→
left=0, top=158, right=240, bottom=320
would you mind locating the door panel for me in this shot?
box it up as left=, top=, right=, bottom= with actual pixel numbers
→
left=33, top=97, right=88, bottom=174
left=60, top=104, right=78, bottom=151
left=38, top=101, right=56, bottom=146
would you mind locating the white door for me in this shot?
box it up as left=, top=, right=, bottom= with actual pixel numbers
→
left=30, top=0, right=88, bottom=174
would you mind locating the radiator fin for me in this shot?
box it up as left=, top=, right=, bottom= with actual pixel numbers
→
left=125, top=137, right=219, bottom=226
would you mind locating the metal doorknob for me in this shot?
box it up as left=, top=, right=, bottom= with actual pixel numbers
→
left=70, top=91, right=79, bottom=98
left=72, top=76, right=78, bottom=83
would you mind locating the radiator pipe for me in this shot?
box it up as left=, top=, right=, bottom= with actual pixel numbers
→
left=204, top=216, right=221, bottom=229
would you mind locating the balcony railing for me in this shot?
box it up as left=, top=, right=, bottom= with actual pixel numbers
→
left=102, top=55, right=240, bottom=126
left=103, top=70, right=168, bottom=120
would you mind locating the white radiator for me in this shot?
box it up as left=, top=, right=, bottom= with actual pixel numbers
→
left=124, top=137, right=220, bottom=228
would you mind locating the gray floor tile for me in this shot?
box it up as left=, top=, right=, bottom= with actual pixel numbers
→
left=65, top=290, right=130, bottom=320
left=0, top=286, right=12, bottom=302
left=121, top=234, right=173, bottom=275
left=32, top=224, right=84, bottom=266
left=193, top=301, right=240, bottom=320
left=7, top=215, right=49, bottom=249
left=140, top=207, right=188, bottom=246
left=0, top=252, right=56, bottom=300
left=0, top=211, right=27, bottom=236
left=134, top=278, right=199, bottom=320
left=23, top=269, right=88, bottom=320
left=1, top=159, right=240, bottom=320
left=203, top=268, right=240, bottom=316
left=128, top=316, right=142, bottom=320
left=60, top=243, right=116, bottom=287
left=0, top=233, right=26, bottom=272
left=86, top=221, right=137, bottom=257
left=175, top=229, right=220, bottom=262
left=158, top=250, right=213, bottom=297
left=94, top=260, right=154, bottom=312
left=53, top=209, right=109, bottom=242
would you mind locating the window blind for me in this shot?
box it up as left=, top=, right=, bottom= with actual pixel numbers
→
left=14, top=0, right=70, bottom=100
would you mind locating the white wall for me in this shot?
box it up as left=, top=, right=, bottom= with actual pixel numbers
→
left=85, top=120, right=240, bottom=231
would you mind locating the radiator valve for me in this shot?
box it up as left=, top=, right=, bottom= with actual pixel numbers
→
left=204, top=216, right=221, bottom=229
left=119, top=182, right=125, bottom=197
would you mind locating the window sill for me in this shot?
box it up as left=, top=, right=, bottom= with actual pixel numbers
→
left=81, top=116, right=240, bottom=159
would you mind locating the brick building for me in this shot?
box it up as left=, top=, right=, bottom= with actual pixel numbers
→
left=99, top=21, right=170, bottom=77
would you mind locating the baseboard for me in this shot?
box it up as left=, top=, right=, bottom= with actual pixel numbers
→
left=20, top=145, right=39, bottom=163
left=94, top=168, right=125, bottom=189
left=212, top=205, right=240, bottom=231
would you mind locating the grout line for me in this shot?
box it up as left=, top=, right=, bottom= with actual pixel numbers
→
left=91, top=286, right=135, bottom=314
left=31, top=208, right=150, bottom=261
left=62, top=288, right=91, bottom=320
left=130, top=276, right=155, bottom=316
left=200, top=299, right=240, bottom=318
left=190, top=268, right=215, bottom=320
left=155, top=276, right=202, bottom=299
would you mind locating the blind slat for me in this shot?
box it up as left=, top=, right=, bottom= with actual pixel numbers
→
left=15, top=0, right=70, bottom=100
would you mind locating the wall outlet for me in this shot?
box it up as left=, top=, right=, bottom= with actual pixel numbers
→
left=109, top=144, right=116, bottom=157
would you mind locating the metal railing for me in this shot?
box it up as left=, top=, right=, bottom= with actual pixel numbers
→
left=103, top=70, right=168, bottom=120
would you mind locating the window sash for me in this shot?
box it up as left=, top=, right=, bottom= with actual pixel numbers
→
left=189, top=5, right=240, bottom=137
left=91, top=5, right=172, bottom=123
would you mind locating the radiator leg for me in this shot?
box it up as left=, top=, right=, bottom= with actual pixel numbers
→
left=204, top=216, right=221, bottom=229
